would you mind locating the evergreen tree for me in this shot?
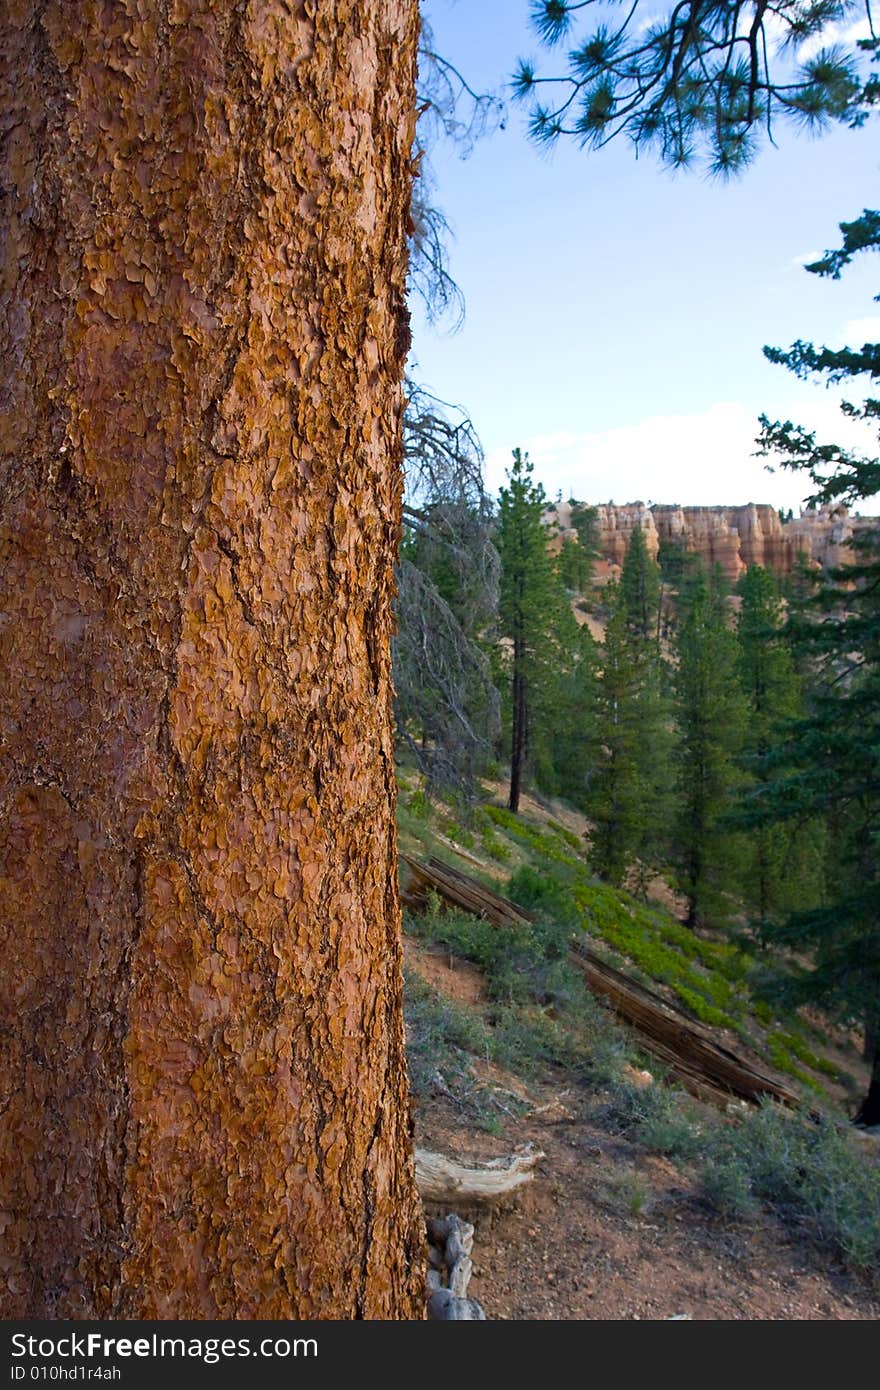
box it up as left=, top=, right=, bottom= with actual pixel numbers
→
left=657, top=538, right=692, bottom=590
left=671, top=567, right=748, bottom=927
left=497, top=449, right=561, bottom=811
left=557, top=499, right=600, bottom=595
left=546, top=622, right=601, bottom=808
left=529, top=603, right=600, bottom=805
left=751, top=209, right=880, bottom=1122
left=620, top=525, right=661, bottom=640
left=587, top=562, right=673, bottom=887
left=0, top=0, right=426, bottom=1319
left=569, top=499, right=601, bottom=573
left=751, top=531, right=880, bottom=1121
left=587, top=587, right=648, bottom=885
left=496, top=450, right=599, bottom=811
left=557, top=537, right=592, bottom=595
left=734, top=566, right=822, bottom=925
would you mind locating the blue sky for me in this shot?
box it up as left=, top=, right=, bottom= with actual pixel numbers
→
left=409, top=0, right=880, bottom=511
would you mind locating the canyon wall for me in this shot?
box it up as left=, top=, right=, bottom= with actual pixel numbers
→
left=548, top=500, right=872, bottom=582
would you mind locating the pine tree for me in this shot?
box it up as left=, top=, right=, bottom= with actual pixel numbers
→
left=496, top=449, right=558, bottom=812
left=750, top=209, right=880, bottom=1121
left=620, top=525, right=661, bottom=640
left=587, top=558, right=672, bottom=888
left=0, top=1, right=424, bottom=1318
left=514, top=1, right=873, bottom=173
left=751, top=533, right=880, bottom=1120
left=546, top=622, right=601, bottom=809
left=587, top=587, right=648, bottom=885
left=496, top=450, right=596, bottom=812
left=734, top=566, right=823, bottom=925
left=529, top=598, right=600, bottom=804
left=557, top=537, right=592, bottom=595
left=671, top=567, right=748, bottom=928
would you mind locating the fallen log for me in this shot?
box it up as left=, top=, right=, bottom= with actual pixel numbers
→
left=415, top=1146, right=542, bottom=1206
left=427, top=1288, right=486, bottom=1320
left=402, top=854, right=534, bottom=929
left=569, top=942, right=800, bottom=1110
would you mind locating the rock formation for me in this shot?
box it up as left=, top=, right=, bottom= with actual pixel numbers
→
left=546, top=500, right=875, bottom=583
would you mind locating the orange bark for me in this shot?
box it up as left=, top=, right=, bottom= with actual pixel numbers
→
left=0, top=0, right=424, bottom=1318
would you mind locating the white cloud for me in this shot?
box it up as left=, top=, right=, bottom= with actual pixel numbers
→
left=844, top=317, right=880, bottom=344
left=485, top=396, right=879, bottom=511
left=822, top=316, right=880, bottom=348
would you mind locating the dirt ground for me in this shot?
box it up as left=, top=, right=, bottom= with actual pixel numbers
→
left=407, top=940, right=880, bottom=1321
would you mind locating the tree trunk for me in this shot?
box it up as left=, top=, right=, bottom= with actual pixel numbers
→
left=509, top=638, right=527, bottom=814
left=855, top=1025, right=880, bottom=1128
left=0, top=0, right=424, bottom=1319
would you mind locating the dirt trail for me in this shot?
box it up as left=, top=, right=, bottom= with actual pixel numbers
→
left=408, top=947, right=880, bottom=1321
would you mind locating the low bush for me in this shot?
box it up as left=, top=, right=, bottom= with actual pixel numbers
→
left=700, top=1103, right=880, bottom=1279
left=595, top=1077, right=704, bottom=1161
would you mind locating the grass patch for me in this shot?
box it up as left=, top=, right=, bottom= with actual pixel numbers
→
left=768, top=1030, right=839, bottom=1081
left=483, top=805, right=583, bottom=867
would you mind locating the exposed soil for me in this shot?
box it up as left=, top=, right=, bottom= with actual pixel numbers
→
left=408, top=946, right=880, bottom=1321
left=404, top=937, right=486, bottom=1008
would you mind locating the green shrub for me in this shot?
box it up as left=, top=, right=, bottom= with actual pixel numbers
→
left=506, top=864, right=580, bottom=929
left=702, top=1103, right=880, bottom=1278
left=604, top=1168, right=652, bottom=1217
left=406, top=898, right=629, bottom=1088
left=483, top=805, right=581, bottom=866
left=546, top=819, right=584, bottom=850
left=698, top=1155, right=761, bottom=1221
left=403, top=973, right=524, bottom=1132
left=440, top=818, right=476, bottom=849
left=480, top=829, right=511, bottom=862
left=406, top=788, right=431, bottom=819
left=490, top=1005, right=579, bottom=1075
left=596, top=1078, right=704, bottom=1161
left=768, top=1030, right=839, bottom=1080
left=403, top=970, right=489, bottom=1089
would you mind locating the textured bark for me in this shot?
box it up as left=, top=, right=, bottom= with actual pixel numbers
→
left=0, top=0, right=424, bottom=1319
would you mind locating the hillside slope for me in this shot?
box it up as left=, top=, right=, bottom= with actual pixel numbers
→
left=397, top=773, right=880, bottom=1319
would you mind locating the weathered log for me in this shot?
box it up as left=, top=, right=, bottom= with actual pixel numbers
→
left=427, top=1287, right=486, bottom=1320
left=425, top=1212, right=485, bottom=1319
left=402, top=854, right=534, bottom=928
left=570, top=942, right=800, bottom=1110
left=415, top=1146, right=542, bottom=1205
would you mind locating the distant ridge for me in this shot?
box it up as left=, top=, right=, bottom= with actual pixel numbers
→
left=545, top=500, right=876, bottom=582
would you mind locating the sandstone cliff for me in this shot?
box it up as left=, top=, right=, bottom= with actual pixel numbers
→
left=547, top=500, right=873, bottom=583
